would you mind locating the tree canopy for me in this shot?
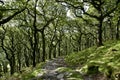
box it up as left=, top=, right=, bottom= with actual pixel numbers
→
left=0, top=0, right=120, bottom=79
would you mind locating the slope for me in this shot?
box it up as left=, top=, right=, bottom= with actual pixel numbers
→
left=65, top=40, right=120, bottom=79
left=2, top=40, right=120, bottom=80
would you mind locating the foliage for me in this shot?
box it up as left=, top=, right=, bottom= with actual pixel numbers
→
left=20, top=62, right=46, bottom=80
left=0, top=0, right=120, bottom=79
left=0, top=62, right=46, bottom=80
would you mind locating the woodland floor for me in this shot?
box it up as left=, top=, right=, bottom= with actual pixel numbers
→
left=3, top=41, right=120, bottom=80
left=30, top=57, right=106, bottom=80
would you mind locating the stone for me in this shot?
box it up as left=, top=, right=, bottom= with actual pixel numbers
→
left=37, top=73, right=43, bottom=77
left=57, top=73, right=64, bottom=79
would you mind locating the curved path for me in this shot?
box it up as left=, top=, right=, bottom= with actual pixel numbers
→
left=31, top=57, right=106, bottom=80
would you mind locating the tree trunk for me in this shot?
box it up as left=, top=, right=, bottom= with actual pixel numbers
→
left=18, top=53, right=21, bottom=72
left=109, top=20, right=114, bottom=39
left=32, top=0, right=38, bottom=67
left=33, top=30, right=37, bottom=67
left=58, top=40, right=61, bottom=56
left=41, top=30, right=46, bottom=62
left=98, top=20, right=103, bottom=46
left=116, top=25, right=119, bottom=40
left=49, top=45, right=53, bottom=59
left=78, top=34, right=82, bottom=51
left=24, top=54, right=29, bottom=67
left=10, top=55, right=15, bottom=75
left=2, top=62, right=8, bottom=73
left=53, top=45, right=56, bottom=58
left=65, top=41, right=68, bottom=55
left=116, top=17, right=120, bottom=40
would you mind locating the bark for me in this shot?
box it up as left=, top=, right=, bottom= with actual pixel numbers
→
left=58, top=31, right=63, bottom=56
left=32, top=29, right=37, bottom=67
left=17, top=52, right=21, bottom=72
left=49, top=44, right=53, bottom=59
left=41, top=27, right=54, bottom=60
left=41, top=30, right=46, bottom=62
left=53, top=46, right=57, bottom=58
left=98, top=20, right=103, bottom=46
left=116, top=17, right=120, bottom=40
left=9, top=55, right=15, bottom=75
left=58, top=40, right=61, bottom=56
left=32, top=0, right=38, bottom=67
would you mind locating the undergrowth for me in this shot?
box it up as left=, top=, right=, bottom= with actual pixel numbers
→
left=1, top=40, right=120, bottom=80
left=0, top=62, right=46, bottom=80
left=65, top=40, right=120, bottom=79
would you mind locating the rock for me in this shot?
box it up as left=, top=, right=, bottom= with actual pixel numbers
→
left=57, top=73, right=64, bottom=79
left=46, top=71, right=57, bottom=76
left=37, top=73, right=43, bottom=77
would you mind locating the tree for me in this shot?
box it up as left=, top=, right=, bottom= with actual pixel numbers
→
left=0, top=0, right=29, bottom=25
left=56, top=0, right=120, bottom=46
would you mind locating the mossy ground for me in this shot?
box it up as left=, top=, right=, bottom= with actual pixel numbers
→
left=1, top=40, right=120, bottom=80
left=65, top=40, right=120, bottom=79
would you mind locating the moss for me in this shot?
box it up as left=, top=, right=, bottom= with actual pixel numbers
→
left=3, top=40, right=120, bottom=80
left=56, top=67, right=72, bottom=72
left=65, top=40, right=120, bottom=79
left=67, top=71, right=83, bottom=79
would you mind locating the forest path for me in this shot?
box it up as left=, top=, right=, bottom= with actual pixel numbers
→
left=31, top=56, right=82, bottom=80
left=31, top=57, right=70, bottom=80
left=42, top=57, right=67, bottom=70
left=31, top=57, right=105, bottom=80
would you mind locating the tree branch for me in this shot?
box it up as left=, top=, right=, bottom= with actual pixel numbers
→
left=0, top=8, right=26, bottom=25
left=0, top=0, right=30, bottom=25
left=36, top=18, right=55, bottom=32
